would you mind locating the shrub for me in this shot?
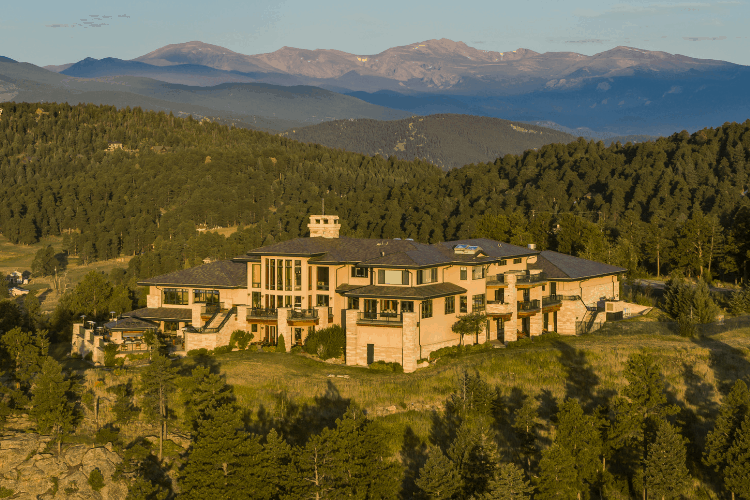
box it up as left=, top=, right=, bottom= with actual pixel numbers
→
left=277, top=334, right=286, bottom=353
left=88, top=468, right=105, bottom=492
left=429, top=342, right=492, bottom=361
left=369, top=361, right=403, bottom=373
left=103, top=343, right=119, bottom=367
left=303, top=325, right=346, bottom=359
left=125, top=352, right=150, bottom=361
left=290, top=345, right=303, bottom=354
left=70, top=352, right=81, bottom=359
left=84, top=351, right=93, bottom=361
left=229, top=330, right=254, bottom=350
left=0, top=487, right=14, bottom=498
left=187, top=348, right=208, bottom=357
left=95, top=425, right=120, bottom=445
left=212, top=345, right=233, bottom=355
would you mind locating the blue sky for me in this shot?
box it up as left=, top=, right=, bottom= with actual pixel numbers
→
left=3, top=0, right=748, bottom=66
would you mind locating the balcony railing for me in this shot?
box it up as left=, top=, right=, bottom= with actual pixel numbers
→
left=517, top=300, right=541, bottom=312
left=542, top=295, right=563, bottom=307
left=289, top=309, right=318, bottom=320
left=486, top=274, right=507, bottom=286
left=201, top=302, right=224, bottom=315
left=357, top=312, right=403, bottom=324
left=516, top=273, right=547, bottom=284
left=317, top=281, right=329, bottom=291
left=247, top=308, right=278, bottom=319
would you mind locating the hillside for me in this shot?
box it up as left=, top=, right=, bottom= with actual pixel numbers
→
left=281, top=114, right=576, bottom=170
left=0, top=102, right=748, bottom=286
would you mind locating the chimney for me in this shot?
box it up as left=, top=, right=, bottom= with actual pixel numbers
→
left=527, top=243, right=536, bottom=250
left=308, top=215, right=340, bottom=238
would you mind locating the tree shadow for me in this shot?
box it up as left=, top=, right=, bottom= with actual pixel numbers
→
left=400, top=426, right=428, bottom=500
left=536, top=389, right=557, bottom=450
left=280, top=380, right=350, bottom=446
left=691, top=335, right=750, bottom=396
left=553, top=340, right=605, bottom=413
left=427, top=408, right=455, bottom=453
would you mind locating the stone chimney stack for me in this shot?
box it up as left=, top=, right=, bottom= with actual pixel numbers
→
left=308, top=215, right=340, bottom=238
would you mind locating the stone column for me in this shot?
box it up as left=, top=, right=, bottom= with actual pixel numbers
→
left=504, top=273, right=518, bottom=342
left=315, top=306, right=329, bottom=329
left=345, top=309, right=359, bottom=366
left=402, top=312, right=418, bottom=373
left=277, top=308, right=292, bottom=352
left=530, top=285, right=543, bottom=337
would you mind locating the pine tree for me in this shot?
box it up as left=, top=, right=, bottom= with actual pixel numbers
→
left=179, top=405, right=264, bottom=499
left=535, top=443, right=579, bottom=500
left=108, top=381, right=139, bottom=426
left=1, top=327, right=49, bottom=403
left=555, top=398, right=603, bottom=495
left=513, top=395, right=540, bottom=475
left=725, top=413, right=750, bottom=500
left=125, top=476, right=169, bottom=500
left=480, top=462, right=534, bottom=500
left=704, top=379, right=750, bottom=477
left=30, top=357, right=77, bottom=455
left=139, top=352, right=178, bottom=461
left=448, top=418, right=499, bottom=498
left=415, top=447, right=462, bottom=499
left=644, top=420, right=691, bottom=500
left=180, top=365, right=235, bottom=434
left=253, top=429, right=293, bottom=500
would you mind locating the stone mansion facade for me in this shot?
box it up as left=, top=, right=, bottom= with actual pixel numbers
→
left=73, top=215, right=626, bottom=372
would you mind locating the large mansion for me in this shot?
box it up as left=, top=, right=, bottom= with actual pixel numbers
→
left=73, top=215, right=627, bottom=372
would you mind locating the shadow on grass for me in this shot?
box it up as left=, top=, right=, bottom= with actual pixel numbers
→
left=400, top=426, right=428, bottom=500
left=553, top=340, right=616, bottom=413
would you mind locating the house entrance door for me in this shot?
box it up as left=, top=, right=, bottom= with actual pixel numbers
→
left=367, top=344, right=374, bottom=364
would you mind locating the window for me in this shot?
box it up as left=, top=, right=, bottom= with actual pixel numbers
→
left=252, top=264, right=261, bottom=288
left=494, top=289, right=504, bottom=304
left=472, top=294, right=486, bottom=312
left=265, top=259, right=270, bottom=290
left=459, top=295, right=468, bottom=313
left=251, top=324, right=258, bottom=334
left=445, top=296, right=455, bottom=314
left=364, top=299, right=378, bottom=319
left=285, top=296, right=292, bottom=308
left=513, top=258, right=522, bottom=264
left=417, top=268, right=438, bottom=285
left=422, top=299, right=433, bottom=319
left=352, top=267, right=369, bottom=278
left=252, top=292, right=262, bottom=308
left=378, top=269, right=408, bottom=285
left=316, top=295, right=329, bottom=307
left=381, top=300, right=399, bottom=316
left=269, top=295, right=276, bottom=309
left=163, top=288, right=188, bottom=305
left=294, top=296, right=302, bottom=308
left=193, top=289, right=219, bottom=304
left=164, top=321, right=179, bottom=333
left=348, top=297, right=360, bottom=310
left=317, top=267, right=329, bottom=291
left=294, top=261, right=302, bottom=290
left=460, top=267, right=468, bottom=280
left=498, top=259, right=507, bottom=266
left=401, top=301, right=414, bottom=313
left=285, top=260, right=292, bottom=291
left=308, top=267, right=312, bottom=291
left=472, top=266, right=485, bottom=280
left=270, top=259, right=276, bottom=290
left=277, top=261, right=284, bottom=291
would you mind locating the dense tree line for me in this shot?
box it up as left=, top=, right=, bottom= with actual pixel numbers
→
left=1, top=102, right=749, bottom=283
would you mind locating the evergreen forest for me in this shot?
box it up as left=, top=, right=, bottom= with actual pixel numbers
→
left=0, top=102, right=748, bottom=286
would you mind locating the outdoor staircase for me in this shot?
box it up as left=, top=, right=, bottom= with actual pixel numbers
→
left=202, top=307, right=236, bottom=334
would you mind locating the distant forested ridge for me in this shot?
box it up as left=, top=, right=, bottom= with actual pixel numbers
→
left=281, top=114, right=576, bottom=170
left=0, top=102, right=748, bottom=283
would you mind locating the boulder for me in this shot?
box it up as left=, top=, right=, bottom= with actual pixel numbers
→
left=63, top=444, right=89, bottom=467
left=101, top=480, right=128, bottom=500
left=34, top=453, right=68, bottom=476
left=81, top=447, right=120, bottom=480
left=14, top=461, right=52, bottom=496
left=0, top=434, right=49, bottom=474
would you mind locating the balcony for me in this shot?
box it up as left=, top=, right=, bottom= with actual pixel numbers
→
left=289, top=309, right=318, bottom=321
left=516, top=273, right=547, bottom=285
left=247, top=308, right=278, bottom=320
left=486, top=274, right=507, bottom=286
left=517, top=300, right=541, bottom=315
left=486, top=301, right=514, bottom=316
left=542, top=295, right=563, bottom=307
left=201, top=302, right=224, bottom=315
left=357, top=312, right=403, bottom=325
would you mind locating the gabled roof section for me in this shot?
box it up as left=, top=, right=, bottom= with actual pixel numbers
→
left=104, top=316, right=158, bottom=331
left=137, top=261, right=246, bottom=288
left=433, top=238, right=538, bottom=260
left=123, top=307, right=193, bottom=321
left=530, top=251, right=626, bottom=280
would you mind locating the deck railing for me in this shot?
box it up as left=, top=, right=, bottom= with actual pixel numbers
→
left=289, top=309, right=318, bottom=320
left=357, top=312, right=403, bottom=324
left=516, top=273, right=547, bottom=284
left=247, top=308, right=278, bottom=319
left=542, top=295, right=563, bottom=307
left=517, top=300, right=541, bottom=311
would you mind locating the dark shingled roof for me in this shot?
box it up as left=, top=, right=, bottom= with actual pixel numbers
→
left=530, top=251, right=627, bottom=280
left=104, top=316, right=158, bottom=331
left=343, top=283, right=466, bottom=300
left=123, top=307, right=193, bottom=321
left=246, top=236, right=537, bottom=268
left=137, top=261, right=246, bottom=288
